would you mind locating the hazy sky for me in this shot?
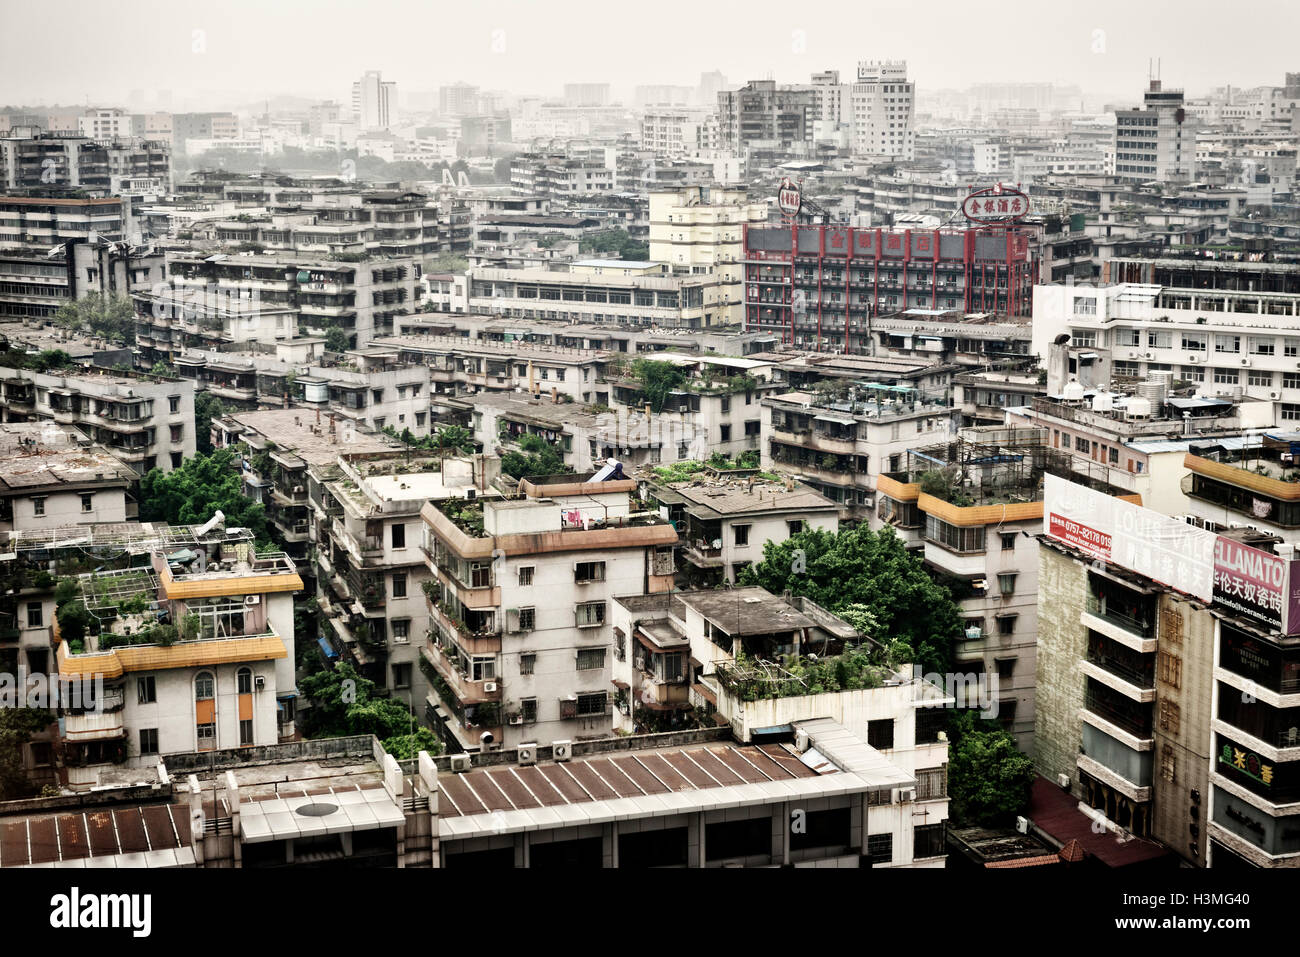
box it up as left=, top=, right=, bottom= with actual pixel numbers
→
left=2, top=0, right=1296, bottom=108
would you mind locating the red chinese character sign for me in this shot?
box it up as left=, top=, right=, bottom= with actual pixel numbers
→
left=962, top=183, right=1030, bottom=226
left=777, top=177, right=802, bottom=222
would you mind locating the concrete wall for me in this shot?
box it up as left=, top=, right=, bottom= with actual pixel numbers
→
left=1033, top=545, right=1089, bottom=787
left=1151, top=594, right=1215, bottom=865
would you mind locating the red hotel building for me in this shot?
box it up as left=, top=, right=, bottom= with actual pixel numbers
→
left=744, top=224, right=1037, bottom=353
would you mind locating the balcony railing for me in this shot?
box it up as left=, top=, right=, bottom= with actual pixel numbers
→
left=1086, top=649, right=1155, bottom=689
left=1084, top=690, right=1153, bottom=738
left=1086, top=596, right=1154, bottom=638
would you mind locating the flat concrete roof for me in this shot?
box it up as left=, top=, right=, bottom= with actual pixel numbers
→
left=676, top=587, right=817, bottom=636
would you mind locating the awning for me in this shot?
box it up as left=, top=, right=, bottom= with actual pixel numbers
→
left=317, top=636, right=338, bottom=660
left=1077, top=352, right=1098, bottom=362
left=814, top=412, right=857, bottom=426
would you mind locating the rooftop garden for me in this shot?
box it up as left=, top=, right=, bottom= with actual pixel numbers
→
left=712, top=643, right=908, bottom=703
left=437, top=499, right=485, bottom=537
left=652, top=451, right=775, bottom=484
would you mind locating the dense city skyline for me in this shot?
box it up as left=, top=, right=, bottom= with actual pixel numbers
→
left=2, top=0, right=1295, bottom=108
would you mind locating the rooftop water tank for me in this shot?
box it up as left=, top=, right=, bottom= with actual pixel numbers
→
left=1091, top=392, right=1114, bottom=413
left=1062, top=380, right=1086, bottom=402
left=1126, top=396, right=1152, bottom=419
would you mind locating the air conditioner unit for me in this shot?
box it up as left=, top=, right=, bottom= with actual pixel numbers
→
left=1242, top=358, right=1251, bottom=366
left=508, top=713, right=524, bottom=726
left=483, top=681, right=498, bottom=693
left=1015, top=815, right=1029, bottom=834
left=1271, top=391, right=1282, bottom=400
left=553, top=739, right=573, bottom=762
left=517, top=743, right=537, bottom=766
left=245, top=594, right=261, bottom=605
left=449, top=753, right=472, bottom=773
left=1057, top=773, right=1070, bottom=789
left=894, top=786, right=916, bottom=803
left=634, top=656, right=646, bottom=672
left=1187, top=355, right=1199, bottom=363
left=794, top=729, right=810, bottom=752
left=254, top=675, right=266, bottom=690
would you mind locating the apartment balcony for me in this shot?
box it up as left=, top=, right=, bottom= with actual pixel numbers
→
left=421, top=642, right=501, bottom=707
left=428, top=600, right=501, bottom=655
left=63, top=710, right=127, bottom=743
left=1080, top=656, right=1156, bottom=704
left=1083, top=687, right=1154, bottom=744
left=683, top=540, right=724, bottom=568
left=341, top=562, right=385, bottom=608
left=1083, top=595, right=1155, bottom=644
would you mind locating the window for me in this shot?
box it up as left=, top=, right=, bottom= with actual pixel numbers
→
left=393, top=663, right=411, bottom=690
left=997, top=614, right=1017, bottom=636
left=1287, top=338, right=1300, bottom=358
left=196, top=723, right=216, bottom=747
left=1181, top=333, right=1207, bottom=351
left=1001, top=532, right=1017, bottom=551
left=81, top=493, right=93, bottom=512
left=719, top=424, right=731, bottom=442
left=517, top=607, right=536, bottom=631
left=867, top=718, right=894, bottom=750
left=521, top=698, right=538, bottom=723
left=576, top=648, right=606, bottom=671
left=574, top=561, right=606, bottom=583
left=1215, top=334, right=1240, bottom=354
left=1071, top=330, right=1096, bottom=347
left=137, top=676, right=156, bottom=704
left=865, top=833, right=892, bottom=866
left=1248, top=371, right=1273, bottom=388
left=32, top=497, right=45, bottom=516
left=1182, top=366, right=1204, bottom=383
left=576, top=692, right=607, bottom=716
left=926, top=516, right=986, bottom=553
left=1116, top=328, right=1140, bottom=347
left=239, top=719, right=254, bottom=746
left=1251, top=337, right=1276, bottom=356
left=996, top=657, right=1016, bottom=679
left=1147, top=330, right=1171, bottom=349
left=26, top=602, right=42, bottom=628
left=139, top=728, right=159, bottom=755
left=520, top=653, right=536, bottom=676
left=518, top=566, right=535, bottom=586
left=733, top=524, right=751, bottom=546
left=236, top=668, right=252, bottom=695
left=1073, top=297, right=1096, bottom=317
left=720, top=396, right=730, bottom=413
left=195, top=672, right=214, bottom=700
left=391, top=523, right=406, bottom=548
left=392, top=619, right=410, bottom=642
left=575, top=601, right=606, bottom=628
left=169, top=396, right=181, bottom=413
left=1213, top=369, right=1239, bottom=385
left=169, top=424, right=183, bottom=443
left=391, top=572, right=407, bottom=598
left=913, top=822, right=946, bottom=860
left=787, top=520, right=804, bottom=537
left=997, top=572, right=1017, bottom=596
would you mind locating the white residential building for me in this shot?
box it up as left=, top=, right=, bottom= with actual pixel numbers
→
left=851, top=61, right=915, bottom=161
left=353, top=71, right=398, bottom=131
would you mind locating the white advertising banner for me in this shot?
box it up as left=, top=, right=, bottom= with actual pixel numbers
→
left=1043, top=474, right=1215, bottom=600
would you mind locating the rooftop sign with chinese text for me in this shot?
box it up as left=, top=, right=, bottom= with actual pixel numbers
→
left=777, top=177, right=802, bottom=221
left=962, top=183, right=1029, bottom=225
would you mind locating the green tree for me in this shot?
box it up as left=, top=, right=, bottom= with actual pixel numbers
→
left=138, top=448, right=270, bottom=546
left=53, top=292, right=135, bottom=345
left=738, top=525, right=961, bottom=676
left=946, top=711, right=1035, bottom=826
left=427, top=250, right=468, bottom=274
left=0, top=709, right=55, bottom=801
left=630, top=358, right=688, bottom=413
left=297, top=662, right=424, bottom=743
left=382, top=727, right=443, bottom=759
left=194, top=392, right=225, bottom=455
left=500, top=433, right=569, bottom=479
left=433, top=424, right=475, bottom=456
left=324, top=326, right=351, bottom=352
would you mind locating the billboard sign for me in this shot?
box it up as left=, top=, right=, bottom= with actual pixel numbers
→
left=777, top=177, right=802, bottom=221
left=1044, top=474, right=1300, bottom=634
left=962, top=182, right=1030, bottom=225
left=1212, top=536, right=1300, bottom=632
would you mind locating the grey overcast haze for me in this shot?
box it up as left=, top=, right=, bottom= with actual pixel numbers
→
left=1, top=0, right=1296, bottom=107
